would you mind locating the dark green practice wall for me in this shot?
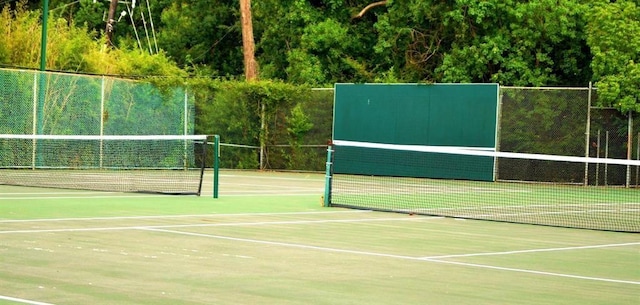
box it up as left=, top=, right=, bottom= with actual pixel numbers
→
left=332, top=83, right=498, bottom=181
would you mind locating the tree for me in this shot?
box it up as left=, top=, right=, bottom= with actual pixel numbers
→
left=353, top=1, right=388, bottom=19
left=156, top=0, right=242, bottom=76
left=435, top=0, right=589, bottom=86
left=72, top=0, right=107, bottom=35
left=0, top=0, right=184, bottom=76
left=7, top=0, right=622, bottom=89
left=586, top=0, right=640, bottom=113
left=253, top=0, right=384, bottom=85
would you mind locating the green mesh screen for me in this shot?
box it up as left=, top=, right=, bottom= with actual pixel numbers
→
left=0, top=68, right=194, bottom=136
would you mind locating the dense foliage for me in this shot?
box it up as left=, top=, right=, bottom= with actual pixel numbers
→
left=188, top=79, right=332, bottom=170
left=0, top=0, right=185, bottom=76
left=1, top=0, right=639, bottom=171
left=3, top=0, right=636, bottom=110
left=586, top=0, right=640, bottom=113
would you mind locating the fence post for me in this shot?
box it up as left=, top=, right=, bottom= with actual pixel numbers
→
left=595, top=129, right=601, bottom=186
left=494, top=87, right=503, bottom=181
left=184, top=89, right=189, bottom=136
left=260, top=100, right=266, bottom=170
left=605, top=130, right=609, bottom=186
left=35, top=71, right=46, bottom=167
left=636, top=132, right=640, bottom=187
left=31, top=73, right=38, bottom=169
left=584, top=82, right=592, bottom=186
left=213, top=135, right=220, bottom=198
left=626, top=111, right=633, bottom=187
left=100, top=76, right=105, bottom=168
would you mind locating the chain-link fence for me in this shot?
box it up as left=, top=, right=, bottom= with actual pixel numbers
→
left=211, top=88, right=334, bottom=172
left=0, top=69, right=37, bottom=134
left=295, top=86, right=638, bottom=183
left=312, top=85, right=638, bottom=185
left=260, top=88, right=333, bottom=171
left=2, top=68, right=637, bottom=179
left=588, top=107, right=638, bottom=186
left=499, top=86, right=639, bottom=187
left=0, top=68, right=194, bottom=136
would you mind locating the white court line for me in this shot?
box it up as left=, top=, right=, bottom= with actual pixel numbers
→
left=222, top=182, right=321, bottom=189
left=0, top=194, right=169, bottom=200
left=0, top=216, right=430, bottom=234
left=220, top=174, right=324, bottom=182
left=0, top=192, right=322, bottom=200
left=2, top=215, right=638, bottom=285
left=211, top=193, right=321, bottom=197
left=217, top=188, right=323, bottom=193
left=143, top=227, right=640, bottom=286
left=424, top=242, right=640, bottom=259
left=0, top=191, right=119, bottom=195
left=0, top=210, right=369, bottom=223
left=0, top=295, right=55, bottom=305
left=0, top=195, right=167, bottom=200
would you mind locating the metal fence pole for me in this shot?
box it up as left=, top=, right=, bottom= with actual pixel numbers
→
left=627, top=111, right=633, bottom=187
left=260, top=101, right=266, bottom=170
left=584, top=82, right=592, bottom=186
left=636, top=132, right=640, bottom=186
left=596, top=129, right=601, bottom=186
left=100, top=76, right=105, bottom=168
left=184, top=89, right=189, bottom=168
left=605, top=130, right=609, bottom=186
left=496, top=88, right=504, bottom=181
left=213, top=135, right=220, bottom=198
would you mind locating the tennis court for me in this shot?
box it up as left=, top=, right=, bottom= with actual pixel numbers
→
left=1, top=170, right=638, bottom=305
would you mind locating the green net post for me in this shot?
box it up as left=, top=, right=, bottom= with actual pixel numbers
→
left=213, top=135, right=220, bottom=198
left=323, top=145, right=333, bottom=207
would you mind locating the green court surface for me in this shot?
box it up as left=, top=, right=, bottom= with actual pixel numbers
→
left=1, top=170, right=638, bottom=305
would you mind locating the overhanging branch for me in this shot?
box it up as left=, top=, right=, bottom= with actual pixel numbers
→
left=353, top=1, right=388, bottom=19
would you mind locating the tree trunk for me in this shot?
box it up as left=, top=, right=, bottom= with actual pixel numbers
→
left=105, top=0, right=119, bottom=47
left=240, top=0, right=258, bottom=81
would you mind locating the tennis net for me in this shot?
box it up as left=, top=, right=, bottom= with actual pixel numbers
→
left=326, top=140, right=640, bottom=232
left=0, top=134, right=208, bottom=195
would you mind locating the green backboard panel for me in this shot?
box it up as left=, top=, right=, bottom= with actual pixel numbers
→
left=332, top=83, right=498, bottom=181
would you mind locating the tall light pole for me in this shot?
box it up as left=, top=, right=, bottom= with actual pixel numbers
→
left=35, top=0, right=49, bottom=167
left=39, top=0, right=49, bottom=72
left=37, top=0, right=49, bottom=136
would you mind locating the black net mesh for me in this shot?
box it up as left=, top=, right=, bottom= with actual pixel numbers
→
left=329, top=141, right=640, bottom=232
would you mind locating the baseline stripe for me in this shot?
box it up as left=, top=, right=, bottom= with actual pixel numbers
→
left=0, top=193, right=321, bottom=200
left=0, top=217, right=431, bottom=234
left=0, top=210, right=369, bottom=223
